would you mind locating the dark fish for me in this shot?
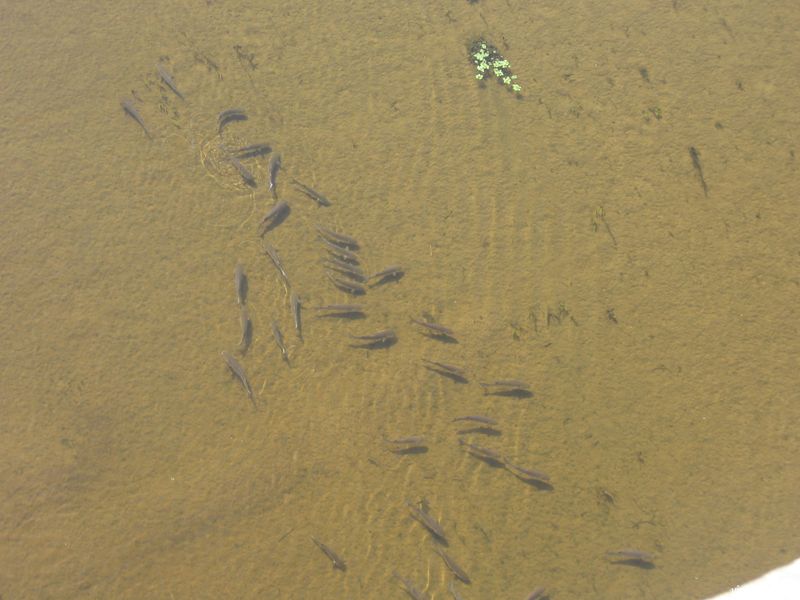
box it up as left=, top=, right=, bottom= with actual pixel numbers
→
left=268, top=152, right=282, bottom=199
left=434, top=548, right=470, bottom=584
left=315, top=225, right=360, bottom=250
left=480, top=379, right=532, bottom=397
left=368, top=265, right=404, bottom=285
left=504, top=459, right=551, bottom=483
left=384, top=435, right=426, bottom=454
left=271, top=320, right=289, bottom=363
left=350, top=329, right=396, bottom=342
left=263, top=243, right=290, bottom=285
left=235, top=263, right=247, bottom=305
left=689, top=146, right=709, bottom=197
left=326, top=272, right=365, bottom=296
left=312, top=304, right=365, bottom=318
left=479, top=379, right=531, bottom=390
left=221, top=351, right=256, bottom=408
left=320, top=237, right=360, bottom=264
left=406, top=500, right=446, bottom=541
left=313, top=303, right=364, bottom=312
left=218, top=108, right=247, bottom=136
left=228, top=154, right=257, bottom=187
left=121, top=98, right=151, bottom=139
left=452, top=415, right=498, bottom=426
left=257, top=201, right=289, bottom=236
left=233, top=143, right=272, bottom=159
left=238, top=306, right=253, bottom=354
left=292, top=179, right=332, bottom=206
left=422, top=359, right=467, bottom=382
left=323, top=260, right=366, bottom=283
left=607, top=549, right=655, bottom=566
left=156, top=64, right=185, bottom=100
left=311, top=537, right=346, bottom=570
left=384, top=435, right=426, bottom=446
left=412, top=318, right=454, bottom=338
left=458, top=439, right=503, bottom=464
left=392, top=572, right=431, bottom=600
left=290, top=293, right=303, bottom=341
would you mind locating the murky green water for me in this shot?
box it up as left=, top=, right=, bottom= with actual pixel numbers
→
left=2, top=1, right=799, bottom=598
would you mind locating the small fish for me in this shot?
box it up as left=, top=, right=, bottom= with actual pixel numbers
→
left=235, top=264, right=247, bottom=305
left=271, top=320, right=289, bottom=363
left=257, top=201, right=289, bottom=236
left=392, top=572, right=431, bottom=600
left=607, top=549, right=655, bottom=566
left=320, top=237, right=360, bottom=264
left=422, top=359, right=467, bottom=382
left=121, top=98, right=151, bottom=139
left=312, top=304, right=365, bottom=318
left=323, top=261, right=366, bottom=282
left=233, top=143, right=272, bottom=159
left=263, top=243, right=290, bottom=285
left=268, top=152, right=282, bottom=199
left=479, top=379, right=531, bottom=391
left=292, top=179, right=332, bottom=206
left=326, top=272, right=365, bottom=296
left=315, top=225, right=360, bottom=250
left=458, top=438, right=503, bottom=463
left=689, top=146, right=709, bottom=197
left=238, top=306, right=253, bottom=354
left=218, top=108, right=247, bottom=136
left=350, top=329, right=396, bottom=342
left=228, top=154, right=257, bottom=187
left=406, top=500, right=446, bottom=541
left=368, top=265, right=404, bottom=285
left=434, top=548, right=471, bottom=584
left=525, top=587, right=547, bottom=600
left=290, top=293, right=303, bottom=341
left=412, top=318, right=454, bottom=338
left=452, top=415, right=498, bottom=426
left=156, top=64, right=185, bottom=100
left=504, top=459, right=551, bottom=483
left=221, top=351, right=256, bottom=408
left=311, top=537, right=346, bottom=570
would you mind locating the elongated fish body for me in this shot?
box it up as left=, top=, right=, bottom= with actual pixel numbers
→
left=434, top=548, right=471, bottom=584
left=121, top=98, right=151, bottom=139
left=233, top=143, right=271, bottom=159
left=221, top=351, right=256, bottom=408
left=272, top=320, right=289, bottom=363
left=218, top=108, right=247, bottom=136
left=290, top=293, right=303, bottom=341
left=235, top=264, right=247, bottom=305
left=315, top=225, right=359, bottom=250
left=156, top=64, right=185, bottom=100
left=268, top=153, right=282, bottom=199
left=238, top=306, right=252, bottom=354
left=292, top=179, right=332, bottom=206
left=311, top=537, right=346, bottom=570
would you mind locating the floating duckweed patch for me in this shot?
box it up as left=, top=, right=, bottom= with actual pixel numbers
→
left=469, top=39, right=521, bottom=93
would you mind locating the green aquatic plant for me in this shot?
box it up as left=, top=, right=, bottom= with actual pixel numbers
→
left=469, top=39, right=521, bottom=93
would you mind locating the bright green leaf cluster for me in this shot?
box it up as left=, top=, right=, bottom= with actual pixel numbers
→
left=469, top=39, right=521, bottom=93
